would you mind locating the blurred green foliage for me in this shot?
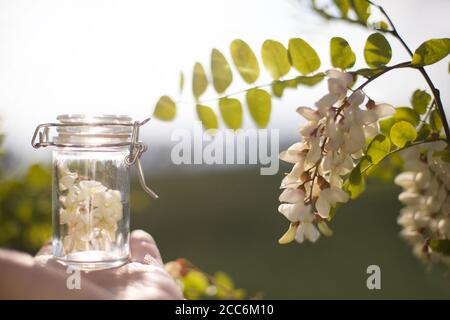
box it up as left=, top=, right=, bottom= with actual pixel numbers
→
left=169, top=259, right=247, bottom=300
left=0, top=164, right=52, bottom=252
left=182, top=269, right=246, bottom=300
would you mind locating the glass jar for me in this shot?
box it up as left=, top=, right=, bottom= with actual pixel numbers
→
left=32, top=114, right=157, bottom=270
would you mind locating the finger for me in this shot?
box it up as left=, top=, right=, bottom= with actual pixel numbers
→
left=130, top=229, right=163, bottom=264
left=0, top=249, right=112, bottom=299
left=35, top=240, right=52, bottom=257
left=33, top=240, right=71, bottom=272
left=113, top=263, right=184, bottom=300
left=34, top=241, right=70, bottom=271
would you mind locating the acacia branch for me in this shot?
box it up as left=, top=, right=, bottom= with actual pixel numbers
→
left=354, top=61, right=411, bottom=91
left=367, top=0, right=450, bottom=143
left=312, top=0, right=449, bottom=142
left=177, top=77, right=290, bottom=105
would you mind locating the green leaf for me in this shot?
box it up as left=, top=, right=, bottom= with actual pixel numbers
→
left=261, top=40, right=291, bottom=80
left=429, top=239, right=450, bottom=255
left=192, top=62, right=208, bottom=99
left=271, top=78, right=298, bottom=98
left=330, top=37, right=356, bottom=69
left=179, top=72, right=184, bottom=93
left=394, top=107, right=420, bottom=126
left=246, top=88, right=271, bottom=128
left=379, top=117, right=395, bottom=136
left=288, top=38, right=321, bottom=75
left=359, top=156, right=372, bottom=173
left=196, top=104, right=218, bottom=130
left=366, top=134, right=391, bottom=164
left=283, top=78, right=298, bottom=88
left=430, top=109, right=443, bottom=132
left=345, top=163, right=365, bottom=199
left=153, top=95, right=176, bottom=121
left=230, top=39, right=260, bottom=84
left=376, top=21, right=389, bottom=31
left=412, top=38, right=450, bottom=67
left=334, top=0, right=350, bottom=17
left=364, top=33, right=392, bottom=68
left=297, top=73, right=325, bottom=86
left=351, top=0, right=370, bottom=23
left=354, top=67, right=385, bottom=78
left=219, top=98, right=242, bottom=130
left=211, top=48, right=233, bottom=94
left=272, top=81, right=285, bottom=98
left=411, top=89, right=431, bottom=114
left=390, top=121, right=417, bottom=148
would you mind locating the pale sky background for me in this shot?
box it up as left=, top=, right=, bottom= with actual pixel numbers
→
left=0, top=0, right=449, bottom=170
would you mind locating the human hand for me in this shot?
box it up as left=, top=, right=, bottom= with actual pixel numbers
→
left=0, top=230, right=183, bottom=300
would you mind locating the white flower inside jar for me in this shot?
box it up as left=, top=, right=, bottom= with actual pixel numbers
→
left=32, top=114, right=158, bottom=270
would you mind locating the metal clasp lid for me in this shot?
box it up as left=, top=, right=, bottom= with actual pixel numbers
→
left=31, top=116, right=159, bottom=199
left=123, top=118, right=159, bottom=199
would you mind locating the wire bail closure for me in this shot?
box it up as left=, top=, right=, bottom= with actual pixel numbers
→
left=31, top=117, right=159, bottom=199
left=123, top=119, right=159, bottom=199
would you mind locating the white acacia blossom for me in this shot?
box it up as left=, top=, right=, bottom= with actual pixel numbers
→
left=278, top=69, right=395, bottom=244
left=395, top=141, right=450, bottom=267
left=58, top=164, right=123, bottom=254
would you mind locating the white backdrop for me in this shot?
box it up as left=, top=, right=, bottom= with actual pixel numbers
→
left=0, top=0, right=449, bottom=169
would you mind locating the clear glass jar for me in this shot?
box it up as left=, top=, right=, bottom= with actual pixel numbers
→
left=31, top=114, right=159, bottom=270
left=51, top=114, right=132, bottom=270
left=32, top=114, right=157, bottom=269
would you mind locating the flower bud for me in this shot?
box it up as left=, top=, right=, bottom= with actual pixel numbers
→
left=366, top=99, right=376, bottom=110
left=317, top=221, right=333, bottom=237
left=278, top=223, right=298, bottom=244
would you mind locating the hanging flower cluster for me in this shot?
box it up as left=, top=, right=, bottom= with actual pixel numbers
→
left=58, top=164, right=123, bottom=254
left=395, top=141, right=450, bottom=267
left=278, top=69, right=395, bottom=244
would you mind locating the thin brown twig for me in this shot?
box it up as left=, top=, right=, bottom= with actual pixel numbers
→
left=354, top=61, right=412, bottom=92
left=176, top=75, right=314, bottom=105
